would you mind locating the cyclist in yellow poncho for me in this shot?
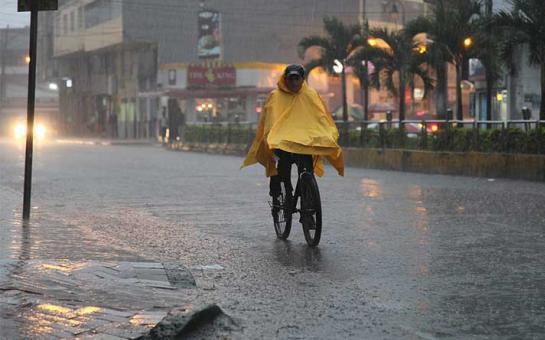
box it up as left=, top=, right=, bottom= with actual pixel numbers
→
left=241, top=64, right=344, bottom=200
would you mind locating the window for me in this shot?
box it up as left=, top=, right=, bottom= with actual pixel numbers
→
left=78, top=7, right=84, bottom=29
left=63, top=14, right=68, bottom=34
left=168, top=70, right=177, bottom=85
left=70, top=11, right=75, bottom=32
left=85, top=0, right=121, bottom=29
left=55, top=14, right=61, bottom=36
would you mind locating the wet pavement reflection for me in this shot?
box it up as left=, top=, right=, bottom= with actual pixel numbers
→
left=1, top=139, right=545, bottom=338
left=272, top=240, right=323, bottom=272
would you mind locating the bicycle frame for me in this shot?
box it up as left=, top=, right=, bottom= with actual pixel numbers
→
left=271, top=152, right=322, bottom=246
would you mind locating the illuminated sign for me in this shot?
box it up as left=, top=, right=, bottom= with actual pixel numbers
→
left=198, top=10, right=221, bottom=59
left=187, top=64, right=236, bottom=87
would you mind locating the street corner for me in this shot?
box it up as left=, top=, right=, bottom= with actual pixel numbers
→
left=0, top=260, right=241, bottom=339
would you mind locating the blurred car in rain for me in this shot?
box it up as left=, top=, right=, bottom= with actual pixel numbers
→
left=12, top=120, right=49, bottom=141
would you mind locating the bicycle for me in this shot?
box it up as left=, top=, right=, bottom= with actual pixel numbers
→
left=270, top=153, right=322, bottom=247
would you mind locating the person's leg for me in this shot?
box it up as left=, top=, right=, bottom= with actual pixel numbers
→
left=269, top=150, right=292, bottom=197
left=297, top=154, right=314, bottom=175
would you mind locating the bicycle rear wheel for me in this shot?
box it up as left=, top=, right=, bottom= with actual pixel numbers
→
left=299, top=173, right=322, bottom=247
left=272, top=182, right=292, bottom=239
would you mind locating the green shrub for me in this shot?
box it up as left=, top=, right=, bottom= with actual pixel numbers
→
left=184, top=124, right=545, bottom=155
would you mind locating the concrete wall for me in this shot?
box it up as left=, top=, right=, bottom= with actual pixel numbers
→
left=344, top=148, right=545, bottom=181
left=171, top=142, right=545, bottom=182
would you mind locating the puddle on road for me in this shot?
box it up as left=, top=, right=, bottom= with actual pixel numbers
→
left=4, top=210, right=141, bottom=262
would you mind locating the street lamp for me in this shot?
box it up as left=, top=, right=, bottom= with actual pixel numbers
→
left=333, top=58, right=348, bottom=123
left=333, top=59, right=344, bottom=74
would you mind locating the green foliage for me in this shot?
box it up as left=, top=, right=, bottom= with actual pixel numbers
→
left=185, top=124, right=545, bottom=156
left=426, top=127, right=545, bottom=154
left=183, top=124, right=254, bottom=144
left=298, top=16, right=362, bottom=76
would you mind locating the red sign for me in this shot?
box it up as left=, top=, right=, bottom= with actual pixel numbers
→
left=187, top=65, right=236, bottom=87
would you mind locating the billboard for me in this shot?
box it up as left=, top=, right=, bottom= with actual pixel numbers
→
left=469, top=58, right=485, bottom=81
left=198, top=10, right=221, bottom=59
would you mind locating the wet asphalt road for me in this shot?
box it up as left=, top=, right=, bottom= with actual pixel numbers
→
left=1, top=138, right=545, bottom=339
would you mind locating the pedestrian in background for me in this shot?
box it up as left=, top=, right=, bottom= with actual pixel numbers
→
left=168, top=98, right=182, bottom=143
left=109, top=110, right=118, bottom=138
left=160, top=106, right=168, bottom=144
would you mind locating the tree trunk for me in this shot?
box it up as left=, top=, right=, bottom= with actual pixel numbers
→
left=410, top=81, right=416, bottom=117
left=341, top=67, right=348, bottom=122
left=485, top=0, right=493, bottom=126
left=456, top=62, right=463, bottom=123
left=485, top=67, right=493, bottom=127
left=363, top=73, right=369, bottom=121
left=541, top=62, right=545, bottom=121
left=436, top=62, right=447, bottom=119
left=399, top=72, right=406, bottom=123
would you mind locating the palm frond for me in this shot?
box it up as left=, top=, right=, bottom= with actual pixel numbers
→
left=297, top=36, right=331, bottom=59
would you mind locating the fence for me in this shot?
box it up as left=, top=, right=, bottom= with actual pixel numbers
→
left=182, top=120, right=545, bottom=155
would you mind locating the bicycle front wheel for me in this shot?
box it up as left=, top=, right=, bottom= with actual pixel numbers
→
left=272, top=182, right=292, bottom=239
left=299, top=173, right=322, bottom=247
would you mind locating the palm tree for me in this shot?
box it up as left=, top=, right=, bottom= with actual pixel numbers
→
left=365, top=28, right=433, bottom=122
left=345, top=22, right=377, bottom=122
left=405, top=0, right=481, bottom=121
left=473, top=13, right=502, bottom=124
left=298, top=17, right=362, bottom=122
left=494, top=0, right=545, bottom=120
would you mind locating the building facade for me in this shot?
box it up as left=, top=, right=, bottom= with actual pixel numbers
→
left=468, top=0, right=541, bottom=121
left=0, top=26, right=58, bottom=136
left=51, top=0, right=432, bottom=137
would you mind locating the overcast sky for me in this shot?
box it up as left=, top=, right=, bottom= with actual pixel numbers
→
left=0, top=0, right=30, bottom=28
left=0, top=0, right=513, bottom=29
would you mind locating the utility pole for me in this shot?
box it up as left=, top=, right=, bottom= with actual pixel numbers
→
left=22, top=2, right=39, bottom=220
left=0, top=25, right=8, bottom=105
left=485, top=0, right=493, bottom=126
left=18, top=0, right=58, bottom=221
left=359, top=0, right=369, bottom=122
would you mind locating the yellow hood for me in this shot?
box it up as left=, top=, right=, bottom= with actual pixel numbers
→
left=241, top=77, right=344, bottom=177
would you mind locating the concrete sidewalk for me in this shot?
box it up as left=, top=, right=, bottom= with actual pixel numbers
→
left=0, top=199, right=240, bottom=339
left=0, top=252, right=239, bottom=339
left=0, top=259, right=227, bottom=339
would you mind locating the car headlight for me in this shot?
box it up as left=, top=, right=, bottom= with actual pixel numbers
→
left=14, top=123, right=26, bottom=140
left=13, top=123, right=47, bottom=140
left=35, top=124, right=46, bottom=140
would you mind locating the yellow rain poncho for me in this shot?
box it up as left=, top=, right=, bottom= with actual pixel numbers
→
left=241, top=77, right=344, bottom=177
